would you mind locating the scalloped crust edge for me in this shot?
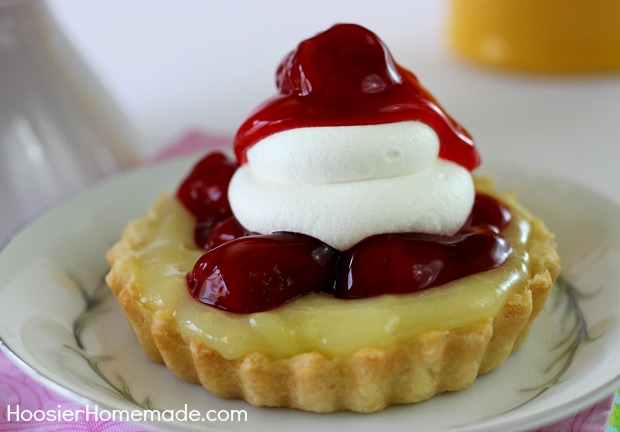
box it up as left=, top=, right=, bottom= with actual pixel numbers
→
left=105, top=188, right=560, bottom=413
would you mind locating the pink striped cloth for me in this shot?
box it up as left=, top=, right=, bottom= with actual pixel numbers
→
left=0, top=131, right=615, bottom=431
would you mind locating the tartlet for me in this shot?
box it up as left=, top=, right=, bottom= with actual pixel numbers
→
left=105, top=178, right=559, bottom=413
left=105, top=24, right=560, bottom=413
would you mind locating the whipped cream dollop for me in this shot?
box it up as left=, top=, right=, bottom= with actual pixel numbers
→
left=228, top=120, right=475, bottom=251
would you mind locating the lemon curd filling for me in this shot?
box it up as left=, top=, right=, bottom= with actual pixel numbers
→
left=127, top=185, right=532, bottom=360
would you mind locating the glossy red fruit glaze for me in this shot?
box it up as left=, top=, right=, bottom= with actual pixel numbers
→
left=459, top=193, right=513, bottom=234
left=177, top=152, right=237, bottom=222
left=337, top=192, right=513, bottom=299
left=202, top=216, right=249, bottom=250
left=336, top=228, right=512, bottom=299
left=234, top=24, right=480, bottom=170
left=176, top=152, right=238, bottom=246
left=187, top=232, right=341, bottom=313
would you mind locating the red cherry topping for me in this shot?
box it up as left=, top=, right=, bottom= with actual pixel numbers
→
left=234, top=24, right=480, bottom=171
left=202, top=216, right=250, bottom=250
left=177, top=152, right=237, bottom=221
left=176, top=152, right=239, bottom=247
left=276, top=23, right=402, bottom=103
left=187, top=233, right=341, bottom=313
left=459, top=193, right=513, bottom=234
left=336, top=228, right=512, bottom=299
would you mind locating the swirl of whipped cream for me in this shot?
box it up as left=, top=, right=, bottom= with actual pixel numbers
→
left=228, top=120, right=475, bottom=251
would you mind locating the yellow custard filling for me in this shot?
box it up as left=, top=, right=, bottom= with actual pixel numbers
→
left=125, top=182, right=532, bottom=360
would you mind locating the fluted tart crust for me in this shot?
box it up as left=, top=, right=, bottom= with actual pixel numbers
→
left=105, top=178, right=560, bottom=412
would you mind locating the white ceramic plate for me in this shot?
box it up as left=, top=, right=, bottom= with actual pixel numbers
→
left=1, top=156, right=619, bottom=432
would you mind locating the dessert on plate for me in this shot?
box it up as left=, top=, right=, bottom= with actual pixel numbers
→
left=106, top=24, right=560, bottom=413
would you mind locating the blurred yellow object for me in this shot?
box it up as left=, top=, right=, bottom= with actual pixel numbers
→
left=447, top=0, right=620, bottom=73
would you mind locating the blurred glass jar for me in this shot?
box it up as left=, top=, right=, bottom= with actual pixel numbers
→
left=447, top=0, right=620, bottom=73
left=0, top=2, right=139, bottom=243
